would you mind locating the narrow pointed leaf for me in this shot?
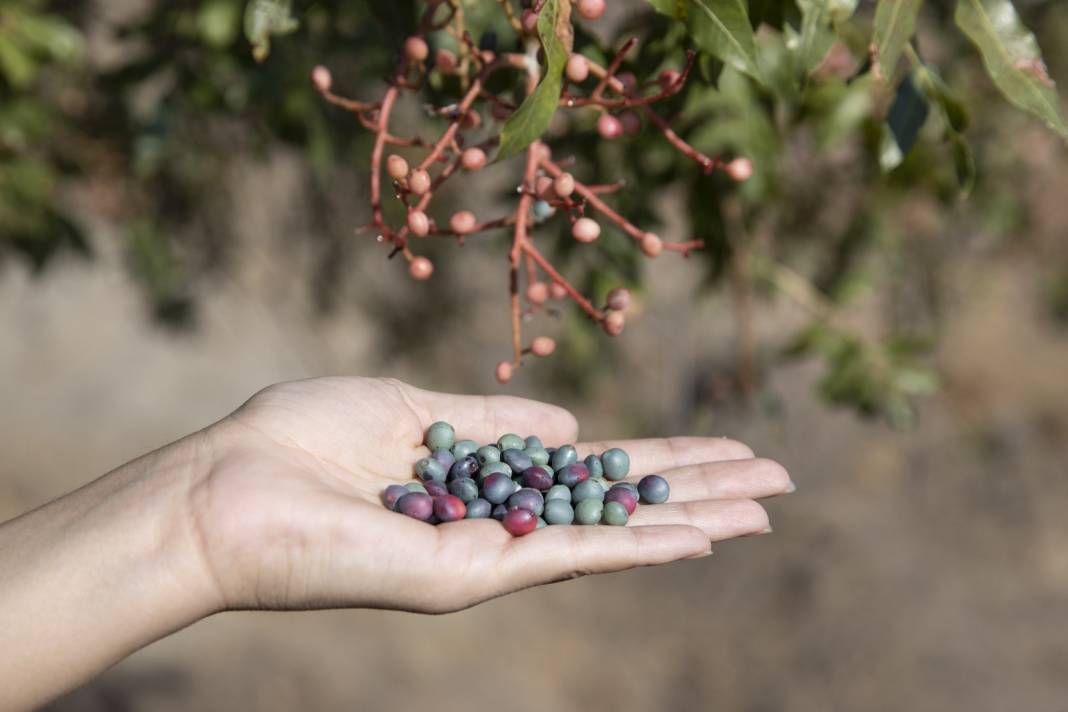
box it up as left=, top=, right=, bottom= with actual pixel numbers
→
left=872, top=0, right=924, bottom=81
left=646, top=0, right=763, bottom=84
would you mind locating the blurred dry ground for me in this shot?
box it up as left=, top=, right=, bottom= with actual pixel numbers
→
left=2, top=138, right=1068, bottom=711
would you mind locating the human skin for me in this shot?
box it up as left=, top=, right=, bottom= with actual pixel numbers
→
left=0, top=377, right=792, bottom=710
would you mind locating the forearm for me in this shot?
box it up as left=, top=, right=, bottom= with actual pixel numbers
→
left=0, top=435, right=220, bottom=711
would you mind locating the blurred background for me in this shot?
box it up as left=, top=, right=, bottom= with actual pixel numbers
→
left=3, top=0, right=1068, bottom=709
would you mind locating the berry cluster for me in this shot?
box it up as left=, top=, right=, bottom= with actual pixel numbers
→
left=383, top=421, right=671, bottom=536
left=312, top=0, right=751, bottom=383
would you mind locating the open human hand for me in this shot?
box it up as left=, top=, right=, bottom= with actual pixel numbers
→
left=193, top=377, right=793, bottom=613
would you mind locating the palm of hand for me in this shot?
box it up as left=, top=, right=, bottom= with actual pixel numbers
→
left=188, top=378, right=788, bottom=614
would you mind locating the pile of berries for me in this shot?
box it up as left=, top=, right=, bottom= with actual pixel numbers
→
left=382, top=421, right=671, bottom=537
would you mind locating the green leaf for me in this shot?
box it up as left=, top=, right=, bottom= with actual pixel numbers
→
left=497, top=0, right=572, bottom=161
left=243, top=0, right=298, bottom=62
left=955, top=0, right=1068, bottom=141
left=794, top=0, right=856, bottom=72
left=872, top=0, right=924, bottom=81
left=646, top=0, right=763, bottom=85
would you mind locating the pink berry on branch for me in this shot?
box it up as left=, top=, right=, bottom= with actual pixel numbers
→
left=605, top=287, right=631, bottom=311
left=577, top=0, right=606, bottom=21
left=311, top=65, right=332, bottom=93
left=408, top=169, right=432, bottom=195
left=640, top=232, right=663, bottom=257
left=550, top=282, right=568, bottom=300
left=526, top=282, right=549, bottom=305
left=726, top=157, right=754, bottom=182
left=566, top=54, right=590, bottom=83
left=553, top=172, right=575, bottom=198
left=521, top=9, right=539, bottom=34
left=460, top=110, right=481, bottom=129
left=495, top=361, right=513, bottom=384
left=404, top=36, right=429, bottom=62
left=435, top=48, right=457, bottom=74
left=407, top=210, right=430, bottom=237
left=658, top=68, right=682, bottom=89
left=572, top=217, right=601, bottom=243
left=449, top=210, right=477, bottom=234
left=603, top=310, right=625, bottom=336
left=461, top=148, right=487, bottom=171
left=409, top=256, right=434, bottom=280
left=616, top=72, right=638, bottom=94
left=531, top=336, right=556, bottom=357
left=535, top=175, right=555, bottom=200
left=386, top=155, right=409, bottom=181
left=597, top=113, right=623, bottom=140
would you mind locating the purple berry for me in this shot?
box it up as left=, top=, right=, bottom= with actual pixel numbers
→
left=520, top=466, right=554, bottom=491
left=492, top=503, right=509, bottom=521
left=556, top=462, right=590, bottom=488
left=502, top=448, right=533, bottom=472
left=637, top=474, right=670, bottom=504
left=448, top=477, right=479, bottom=503
left=604, top=486, right=638, bottom=514
left=396, top=492, right=433, bottom=521
left=382, top=484, right=409, bottom=510
left=507, top=487, right=545, bottom=516
left=424, top=480, right=449, bottom=498
left=502, top=508, right=537, bottom=536
left=448, top=455, right=480, bottom=482
left=432, top=449, right=456, bottom=471
left=483, top=472, right=515, bottom=504
left=433, top=494, right=467, bottom=522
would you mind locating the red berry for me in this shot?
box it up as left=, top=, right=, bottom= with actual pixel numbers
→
left=495, top=361, right=513, bottom=384
left=553, top=172, right=575, bottom=198
left=605, top=487, right=638, bottom=515
left=436, top=48, right=457, bottom=73
left=620, top=111, right=642, bottom=136
left=404, top=36, right=429, bottom=62
left=526, top=282, right=549, bottom=304
left=386, top=155, right=409, bottom=181
left=572, top=217, right=601, bottom=243
left=603, top=310, right=625, bottom=336
left=449, top=210, right=477, bottom=234
left=605, top=287, right=631, bottom=311
left=521, top=9, right=539, bottom=33
left=407, top=210, right=429, bottom=237
left=461, top=148, right=487, bottom=171
left=502, top=508, right=537, bottom=536
left=408, top=169, right=431, bottom=195
left=311, top=65, right=332, bottom=93
left=433, top=494, right=467, bottom=522
left=550, top=282, right=568, bottom=300
left=658, top=69, right=682, bottom=89
left=535, top=175, right=555, bottom=200
left=576, top=0, right=606, bottom=21
left=531, top=336, right=556, bottom=357
left=597, top=113, right=623, bottom=140
left=409, top=256, right=434, bottom=280
left=640, top=232, right=663, bottom=257
left=726, top=157, right=754, bottom=182
left=460, top=110, right=481, bottom=129
left=566, top=54, right=590, bottom=83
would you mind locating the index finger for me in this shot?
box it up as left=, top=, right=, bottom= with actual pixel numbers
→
left=572, top=436, right=755, bottom=477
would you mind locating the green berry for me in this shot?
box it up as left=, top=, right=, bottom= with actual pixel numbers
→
left=545, top=484, right=572, bottom=503
left=601, top=448, right=630, bottom=480
left=574, top=498, right=604, bottom=525
left=525, top=447, right=550, bottom=466
left=478, top=461, right=513, bottom=483
left=602, top=501, right=629, bottom=526
left=425, top=421, right=456, bottom=451
left=415, top=457, right=447, bottom=482
left=525, top=435, right=544, bottom=449
left=498, top=433, right=525, bottom=451
left=551, top=444, right=578, bottom=471
left=571, top=478, right=606, bottom=504
left=476, top=445, right=501, bottom=465
left=536, top=516, right=548, bottom=529
left=405, top=481, right=428, bottom=494
left=452, top=439, right=479, bottom=459
left=584, top=454, right=604, bottom=479
left=544, top=499, right=575, bottom=525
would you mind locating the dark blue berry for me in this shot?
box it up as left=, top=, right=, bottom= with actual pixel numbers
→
left=507, top=488, right=545, bottom=516
left=638, top=474, right=670, bottom=504
left=465, top=498, right=492, bottom=519
left=448, top=477, right=479, bottom=503
left=502, top=448, right=533, bottom=472
left=583, top=454, right=604, bottom=479
left=492, top=503, right=508, bottom=521
left=556, top=462, right=590, bottom=488
left=448, top=456, right=480, bottom=481
left=525, top=435, right=544, bottom=449
left=482, top=472, right=515, bottom=504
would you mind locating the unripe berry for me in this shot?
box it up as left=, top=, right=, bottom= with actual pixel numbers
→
left=617, top=72, right=638, bottom=93
left=603, top=310, right=625, bottom=336
left=566, top=54, right=590, bottom=83
left=620, top=111, right=642, bottom=136
left=495, top=361, right=513, bottom=384
left=408, top=169, right=431, bottom=195
left=605, top=287, right=631, bottom=311
left=553, top=172, right=575, bottom=198
left=526, top=281, right=549, bottom=304
left=531, top=336, right=556, bottom=357
left=577, top=0, right=606, bottom=21
left=640, top=232, right=663, bottom=257
left=407, top=210, right=430, bottom=237
left=658, top=68, right=682, bottom=89
left=460, top=110, right=481, bottom=129
left=550, top=282, right=568, bottom=300
left=460, top=147, right=487, bottom=171
left=535, top=175, right=555, bottom=200
left=572, top=217, right=601, bottom=243
left=449, top=210, right=477, bottom=234
left=727, top=157, right=754, bottom=182
left=311, top=65, right=332, bottom=93
left=404, top=36, right=429, bottom=62
left=521, top=9, right=539, bottom=34
left=435, top=48, right=457, bottom=74
left=597, top=113, right=623, bottom=140
left=409, top=256, right=434, bottom=280
left=386, top=155, right=409, bottom=181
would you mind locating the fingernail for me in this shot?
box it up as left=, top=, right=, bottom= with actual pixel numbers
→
left=760, top=526, right=774, bottom=535
left=784, top=482, right=797, bottom=494
left=686, top=548, right=714, bottom=560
